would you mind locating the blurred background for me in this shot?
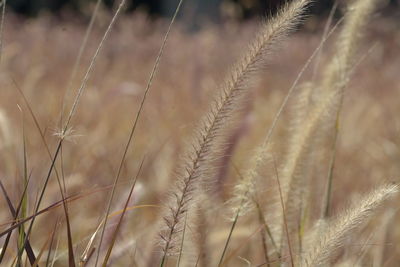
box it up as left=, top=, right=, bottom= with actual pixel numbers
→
left=8, top=0, right=400, bottom=19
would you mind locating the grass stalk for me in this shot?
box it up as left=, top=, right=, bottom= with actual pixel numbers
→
left=95, top=1, right=184, bottom=265
left=101, top=158, right=144, bottom=266
left=176, top=213, right=188, bottom=267
left=160, top=1, right=312, bottom=263
left=60, top=0, right=103, bottom=126
left=16, top=0, right=127, bottom=261
left=217, top=199, right=243, bottom=267
left=273, top=158, right=294, bottom=267
left=0, top=177, right=36, bottom=264
left=45, top=220, right=60, bottom=267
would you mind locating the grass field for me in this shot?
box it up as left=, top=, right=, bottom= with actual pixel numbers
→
left=0, top=1, right=400, bottom=266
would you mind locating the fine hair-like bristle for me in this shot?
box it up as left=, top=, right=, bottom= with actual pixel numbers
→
left=320, top=0, right=380, bottom=91
left=277, top=0, right=381, bottom=256
left=157, top=0, right=312, bottom=262
left=300, top=183, right=398, bottom=267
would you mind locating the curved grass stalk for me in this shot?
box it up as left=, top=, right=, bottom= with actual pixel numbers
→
left=158, top=1, right=313, bottom=264
left=16, top=0, right=128, bottom=262
left=94, top=0, right=185, bottom=266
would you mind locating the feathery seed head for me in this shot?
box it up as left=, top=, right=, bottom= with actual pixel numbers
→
left=301, top=183, right=398, bottom=267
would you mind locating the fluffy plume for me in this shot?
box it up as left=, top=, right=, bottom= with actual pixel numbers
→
left=320, top=0, right=380, bottom=91
left=276, top=88, right=342, bottom=254
left=229, top=146, right=269, bottom=220
left=158, top=0, right=312, bottom=261
left=278, top=0, right=381, bottom=254
left=300, top=183, right=398, bottom=267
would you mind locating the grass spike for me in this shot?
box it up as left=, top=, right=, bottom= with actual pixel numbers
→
left=159, top=0, right=312, bottom=262
left=301, top=183, right=398, bottom=267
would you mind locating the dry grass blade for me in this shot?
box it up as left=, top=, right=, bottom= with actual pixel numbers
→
left=0, top=177, right=36, bottom=265
left=219, top=163, right=256, bottom=266
left=17, top=0, right=127, bottom=261
left=217, top=202, right=242, bottom=267
left=322, top=116, right=339, bottom=218
left=273, top=158, right=294, bottom=267
left=17, top=113, right=29, bottom=267
left=193, top=203, right=211, bottom=267
left=301, top=183, right=398, bottom=267
left=32, top=224, right=58, bottom=267
left=81, top=221, right=105, bottom=265
left=62, top=0, right=127, bottom=131
left=0, top=185, right=122, bottom=238
left=79, top=204, right=158, bottom=266
left=176, top=212, right=188, bottom=267
left=60, top=0, right=102, bottom=125
left=101, top=158, right=144, bottom=266
left=49, top=226, right=62, bottom=267
left=222, top=224, right=265, bottom=266
left=95, top=0, right=184, bottom=266
left=255, top=197, right=273, bottom=265
left=13, top=79, right=76, bottom=267
left=64, top=193, right=75, bottom=267
left=45, top=220, right=60, bottom=267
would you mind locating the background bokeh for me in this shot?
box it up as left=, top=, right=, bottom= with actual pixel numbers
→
left=7, top=0, right=400, bottom=18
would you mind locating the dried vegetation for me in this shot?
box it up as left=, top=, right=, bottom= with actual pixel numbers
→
left=0, top=0, right=400, bottom=266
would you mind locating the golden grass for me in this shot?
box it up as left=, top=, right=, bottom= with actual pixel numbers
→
left=0, top=0, right=400, bottom=266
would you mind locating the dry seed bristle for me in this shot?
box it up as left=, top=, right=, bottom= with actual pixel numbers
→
left=278, top=0, right=382, bottom=256
left=158, top=0, right=313, bottom=259
left=301, top=183, right=398, bottom=267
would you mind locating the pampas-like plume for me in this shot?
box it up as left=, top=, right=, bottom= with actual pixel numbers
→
left=158, top=0, right=312, bottom=262
left=317, top=0, right=381, bottom=222
left=226, top=0, right=314, bottom=223
left=300, top=183, right=398, bottom=267
left=320, top=0, right=379, bottom=91
left=279, top=0, right=381, bottom=253
left=277, top=88, right=342, bottom=250
left=229, top=146, right=268, bottom=219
